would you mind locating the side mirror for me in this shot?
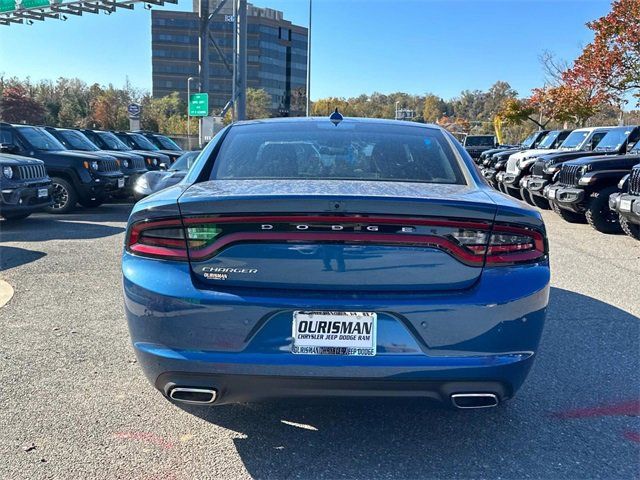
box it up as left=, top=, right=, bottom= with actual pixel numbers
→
left=0, top=143, right=19, bottom=154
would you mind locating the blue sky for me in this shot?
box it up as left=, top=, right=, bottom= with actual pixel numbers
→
left=0, top=0, right=611, bottom=100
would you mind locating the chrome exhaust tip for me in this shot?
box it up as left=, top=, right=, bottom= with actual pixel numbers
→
left=451, top=393, right=499, bottom=409
left=169, top=387, right=217, bottom=404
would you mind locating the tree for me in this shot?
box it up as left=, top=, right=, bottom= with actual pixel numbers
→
left=0, top=85, right=45, bottom=124
left=568, top=0, right=640, bottom=106
left=246, top=88, right=271, bottom=119
left=423, top=94, right=447, bottom=123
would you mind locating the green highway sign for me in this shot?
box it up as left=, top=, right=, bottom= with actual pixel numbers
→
left=189, top=93, right=209, bottom=117
left=0, top=0, right=16, bottom=12
left=21, top=0, right=49, bottom=7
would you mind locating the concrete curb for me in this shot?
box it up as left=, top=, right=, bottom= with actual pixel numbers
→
left=0, top=279, right=14, bottom=308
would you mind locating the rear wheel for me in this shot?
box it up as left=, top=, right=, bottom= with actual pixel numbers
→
left=530, top=193, right=550, bottom=210
left=585, top=187, right=622, bottom=234
left=619, top=215, right=640, bottom=240
left=45, top=177, right=77, bottom=214
left=520, top=188, right=535, bottom=206
left=551, top=201, right=587, bottom=223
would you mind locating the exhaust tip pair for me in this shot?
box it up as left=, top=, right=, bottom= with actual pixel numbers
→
left=169, top=387, right=217, bottom=405
left=451, top=393, right=499, bottom=409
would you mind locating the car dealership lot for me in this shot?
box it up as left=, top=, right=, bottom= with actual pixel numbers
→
left=0, top=204, right=638, bottom=480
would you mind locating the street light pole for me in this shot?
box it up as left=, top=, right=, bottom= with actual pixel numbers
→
left=305, top=0, right=312, bottom=116
left=187, top=76, right=195, bottom=150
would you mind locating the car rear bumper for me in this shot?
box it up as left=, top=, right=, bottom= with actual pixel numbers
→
left=123, top=253, right=550, bottom=405
left=609, top=192, right=640, bottom=224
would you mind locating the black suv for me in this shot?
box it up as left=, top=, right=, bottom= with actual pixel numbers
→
left=114, top=131, right=180, bottom=164
left=462, top=135, right=497, bottom=159
left=135, top=131, right=184, bottom=155
left=46, top=127, right=148, bottom=197
left=609, top=165, right=640, bottom=240
left=526, top=126, right=639, bottom=210
left=80, top=129, right=168, bottom=172
left=546, top=141, right=640, bottom=233
left=498, top=129, right=572, bottom=199
left=0, top=152, right=52, bottom=220
left=0, top=123, right=124, bottom=213
left=480, top=130, right=549, bottom=188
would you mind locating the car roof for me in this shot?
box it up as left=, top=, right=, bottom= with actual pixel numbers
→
left=232, top=116, right=445, bottom=131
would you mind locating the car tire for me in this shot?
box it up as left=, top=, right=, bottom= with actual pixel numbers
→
left=551, top=200, right=587, bottom=223
left=1, top=212, right=31, bottom=221
left=619, top=215, right=640, bottom=240
left=45, top=177, right=77, bottom=214
left=530, top=193, right=550, bottom=210
left=79, top=198, right=105, bottom=209
left=585, top=187, right=622, bottom=234
left=505, top=185, right=522, bottom=200
left=520, top=188, right=536, bottom=206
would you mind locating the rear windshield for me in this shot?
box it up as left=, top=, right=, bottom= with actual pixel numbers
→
left=465, top=136, right=494, bottom=147
left=210, top=121, right=465, bottom=184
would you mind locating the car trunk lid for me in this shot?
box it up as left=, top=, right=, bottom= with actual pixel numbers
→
left=172, top=179, right=497, bottom=292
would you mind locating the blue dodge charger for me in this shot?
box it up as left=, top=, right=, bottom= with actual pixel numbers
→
left=123, top=115, right=549, bottom=409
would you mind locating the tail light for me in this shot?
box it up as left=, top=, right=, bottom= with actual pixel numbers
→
left=125, top=215, right=547, bottom=266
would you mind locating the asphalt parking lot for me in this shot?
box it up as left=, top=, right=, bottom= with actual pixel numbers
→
left=0, top=204, right=638, bottom=480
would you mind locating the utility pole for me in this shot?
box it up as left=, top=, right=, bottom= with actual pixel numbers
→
left=235, top=0, right=247, bottom=121
left=198, top=0, right=210, bottom=147
left=305, top=0, right=312, bottom=116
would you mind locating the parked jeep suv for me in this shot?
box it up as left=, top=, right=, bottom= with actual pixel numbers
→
left=114, top=131, right=180, bottom=164
left=462, top=135, right=497, bottom=159
left=0, top=123, right=124, bottom=213
left=609, top=163, right=640, bottom=240
left=80, top=129, right=169, bottom=172
left=546, top=141, right=640, bottom=233
left=525, top=125, right=639, bottom=210
left=0, top=152, right=52, bottom=220
left=135, top=131, right=183, bottom=154
left=481, top=130, right=549, bottom=188
left=498, top=129, right=573, bottom=199
left=46, top=127, right=148, bottom=197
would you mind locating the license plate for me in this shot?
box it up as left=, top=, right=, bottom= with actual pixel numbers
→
left=548, top=189, right=557, bottom=199
left=37, top=188, right=48, bottom=198
left=291, top=311, right=377, bottom=356
left=620, top=198, right=632, bottom=212
left=118, top=178, right=125, bottom=188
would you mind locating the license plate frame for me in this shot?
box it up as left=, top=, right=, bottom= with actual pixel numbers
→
left=37, top=188, right=48, bottom=198
left=291, top=311, right=377, bottom=356
left=548, top=188, right=557, bottom=199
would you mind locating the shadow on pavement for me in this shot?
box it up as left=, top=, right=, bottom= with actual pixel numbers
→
left=176, top=287, right=639, bottom=479
left=0, top=246, right=47, bottom=271
left=0, top=203, right=131, bottom=243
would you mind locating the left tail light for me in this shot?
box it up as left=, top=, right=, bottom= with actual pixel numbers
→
left=126, top=218, right=189, bottom=261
